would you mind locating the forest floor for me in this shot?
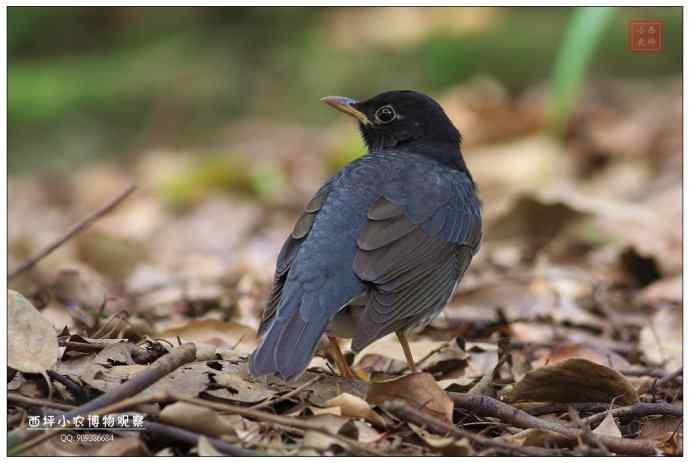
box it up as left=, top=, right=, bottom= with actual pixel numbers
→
left=8, top=77, right=682, bottom=456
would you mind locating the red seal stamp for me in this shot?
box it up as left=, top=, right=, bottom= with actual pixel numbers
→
left=629, top=20, right=664, bottom=52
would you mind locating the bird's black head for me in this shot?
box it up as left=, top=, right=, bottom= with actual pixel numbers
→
left=322, top=90, right=464, bottom=168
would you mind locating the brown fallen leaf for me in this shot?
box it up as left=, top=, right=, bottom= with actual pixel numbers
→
left=206, top=372, right=275, bottom=404
left=366, top=372, right=453, bottom=424
left=639, top=307, right=682, bottom=371
left=197, top=436, right=224, bottom=456
left=532, top=342, right=631, bottom=371
left=8, top=290, right=59, bottom=373
left=519, top=429, right=570, bottom=448
left=640, top=415, right=683, bottom=456
left=302, top=414, right=352, bottom=450
left=353, top=337, right=448, bottom=374
left=635, top=275, right=682, bottom=306
left=160, top=319, right=258, bottom=354
left=409, top=422, right=473, bottom=456
left=160, top=402, right=237, bottom=437
left=325, top=393, right=386, bottom=427
left=504, top=358, right=638, bottom=405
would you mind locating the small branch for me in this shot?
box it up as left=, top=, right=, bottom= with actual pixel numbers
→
left=619, top=367, right=670, bottom=379
left=53, top=342, right=194, bottom=420
left=383, top=399, right=564, bottom=456
left=518, top=402, right=610, bottom=416
left=568, top=407, right=611, bottom=456
left=251, top=376, right=321, bottom=410
left=143, top=420, right=258, bottom=456
left=47, top=370, right=89, bottom=402
left=8, top=184, right=136, bottom=281
left=449, top=393, right=659, bottom=456
left=168, top=394, right=384, bottom=456
left=8, top=393, right=75, bottom=411
left=583, top=402, right=683, bottom=427
left=656, top=368, right=683, bottom=388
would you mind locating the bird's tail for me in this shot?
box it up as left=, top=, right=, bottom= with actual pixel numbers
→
left=249, top=300, right=330, bottom=381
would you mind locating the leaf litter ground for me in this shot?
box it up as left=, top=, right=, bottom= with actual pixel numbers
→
left=8, top=78, right=682, bottom=456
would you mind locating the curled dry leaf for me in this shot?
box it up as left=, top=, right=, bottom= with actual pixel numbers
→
left=160, top=319, right=258, bottom=354
left=353, top=336, right=448, bottom=374
left=408, top=423, right=473, bottom=456
left=593, top=413, right=622, bottom=438
left=518, top=429, right=570, bottom=448
left=8, top=290, right=59, bottom=373
left=302, top=414, right=352, bottom=450
left=197, top=436, right=224, bottom=456
left=160, top=401, right=238, bottom=437
left=639, top=307, right=682, bottom=371
left=504, top=358, right=638, bottom=405
left=640, top=415, right=682, bottom=456
left=366, top=372, right=454, bottom=424
left=325, top=392, right=386, bottom=427
left=205, top=372, right=275, bottom=404
left=635, top=275, right=682, bottom=306
left=532, top=342, right=631, bottom=371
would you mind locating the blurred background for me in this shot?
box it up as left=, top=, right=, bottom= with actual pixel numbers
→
left=8, top=7, right=682, bottom=375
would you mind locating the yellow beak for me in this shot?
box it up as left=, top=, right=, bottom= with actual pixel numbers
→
left=321, top=96, right=372, bottom=126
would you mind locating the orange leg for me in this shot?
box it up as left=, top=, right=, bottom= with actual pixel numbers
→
left=328, top=336, right=355, bottom=379
left=396, top=330, right=417, bottom=373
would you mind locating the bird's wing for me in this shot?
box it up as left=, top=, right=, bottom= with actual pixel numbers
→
left=351, top=172, right=481, bottom=351
left=257, top=181, right=332, bottom=335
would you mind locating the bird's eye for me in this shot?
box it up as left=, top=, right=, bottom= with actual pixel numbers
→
left=374, top=105, right=397, bottom=124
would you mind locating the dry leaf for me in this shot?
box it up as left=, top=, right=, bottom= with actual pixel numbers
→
left=519, top=429, right=570, bottom=448
left=366, top=372, right=453, bottom=424
left=310, top=405, right=342, bottom=416
left=197, top=436, right=224, bottom=456
left=325, top=393, right=386, bottom=427
left=532, top=342, right=630, bottom=371
left=409, top=422, right=473, bottom=456
left=160, top=402, right=236, bottom=437
left=353, top=336, right=447, bottom=373
left=640, top=416, right=682, bottom=456
left=636, top=275, right=682, bottom=306
left=639, top=308, right=682, bottom=371
left=505, top=358, right=638, bottom=405
left=8, top=290, right=59, bottom=373
left=206, top=372, right=276, bottom=404
left=593, top=413, right=622, bottom=438
left=160, top=319, right=258, bottom=354
left=302, top=414, right=351, bottom=450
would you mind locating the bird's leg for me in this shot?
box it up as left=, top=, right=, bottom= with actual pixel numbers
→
left=396, top=330, right=417, bottom=373
left=328, top=336, right=355, bottom=379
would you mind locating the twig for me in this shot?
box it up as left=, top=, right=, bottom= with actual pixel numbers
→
left=619, top=367, right=670, bottom=379
left=518, top=402, right=610, bottom=416
left=251, top=376, right=321, bottom=410
left=8, top=393, right=75, bottom=411
left=583, top=401, right=683, bottom=427
left=168, top=394, right=385, bottom=456
left=47, top=370, right=89, bottom=402
left=383, top=399, right=564, bottom=456
left=568, top=407, right=611, bottom=456
left=449, top=393, right=659, bottom=455
left=63, top=342, right=195, bottom=419
left=143, top=420, right=258, bottom=456
left=9, top=397, right=168, bottom=456
left=8, top=344, right=195, bottom=455
left=656, top=368, right=683, bottom=388
left=8, top=184, right=136, bottom=281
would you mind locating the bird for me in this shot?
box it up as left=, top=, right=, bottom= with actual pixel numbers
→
left=249, top=90, right=482, bottom=381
